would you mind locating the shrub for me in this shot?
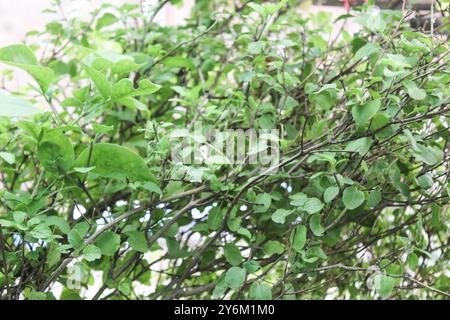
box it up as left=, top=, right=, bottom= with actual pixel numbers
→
left=0, top=0, right=449, bottom=300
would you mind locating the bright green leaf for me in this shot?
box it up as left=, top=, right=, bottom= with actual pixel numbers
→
left=292, top=225, right=307, bottom=252
left=324, top=186, right=339, bottom=203
left=225, top=267, right=246, bottom=290
left=81, top=63, right=112, bottom=98
left=0, top=90, right=43, bottom=117
left=83, top=244, right=102, bottom=261
left=303, top=198, right=324, bottom=214
left=271, top=209, right=292, bottom=224
left=352, top=100, right=381, bottom=127
left=74, top=143, right=154, bottom=182
left=0, top=44, right=55, bottom=92
left=249, top=283, right=272, bottom=300
left=127, top=231, right=148, bottom=253
left=224, top=243, right=243, bottom=266
left=95, top=231, right=120, bottom=256
left=207, top=207, right=223, bottom=230
left=263, top=240, right=284, bottom=255
left=354, top=42, right=381, bottom=61
left=38, top=128, right=74, bottom=172
left=309, top=214, right=324, bottom=236
left=403, top=80, right=426, bottom=100
left=345, top=137, right=373, bottom=156
left=343, top=186, right=365, bottom=210
left=373, top=274, right=395, bottom=299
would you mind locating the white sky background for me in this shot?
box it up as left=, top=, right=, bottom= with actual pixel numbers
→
left=0, top=0, right=350, bottom=47
left=0, top=0, right=196, bottom=46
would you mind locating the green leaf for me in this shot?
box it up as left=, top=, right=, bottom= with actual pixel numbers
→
left=74, top=143, right=154, bottom=182
left=271, top=209, right=292, bottom=224
left=17, top=120, right=41, bottom=140
left=430, top=204, right=441, bottom=228
left=60, top=289, right=82, bottom=300
left=309, top=214, right=324, bottom=236
left=162, top=56, right=195, bottom=70
left=46, top=216, right=70, bottom=234
left=343, top=186, right=365, bottom=210
left=239, top=227, right=252, bottom=239
left=212, top=275, right=228, bottom=299
left=95, top=231, right=120, bottom=256
left=373, top=274, right=395, bottom=299
left=30, top=224, right=54, bottom=240
left=224, top=243, right=243, bottom=266
left=248, top=41, right=264, bottom=55
left=254, top=193, right=271, bottom=213
left=258, top=114, right=274, bottom=129
left=308, top=246, right=327, bottom=260
left=93, top=123, right=114, bottom=135
left=367, top=190, right=382, bottom=208
left=416, top=174, right=433, bottom=190
left=370, top=112, right=393, bottom=138
left=68, top=229, right=84, bottom=250
left=96, top=13, right=119, bottom=30
left=13, top=211, right=27, bottom=224
left=0, top=152, right=15, bottom=164
left=263, top=240, right=284, bottom=255
left=243, top=260, right=260, bottom=273
left=0, top=90, right=43, bottom=117
left=112, top=79, right=161, bottom=100
left=290, top=192, right=308, bottom=206
left=292, top=225, right=307, bottom=252
left=81, top=63, right=112, bottom=98
left=303, top=198, right=324, bottom=214
left=345, top=137, right=373, bottom=156
left=46, top=244, right=61, bottom=268
left=127, top=231, right=148, bottom=253
left=118, top=282, right=131, bottom=295
left=207, top=207, right=223, bottom=230
left=247, top=3, right=265, bottom=17
left=354, top=42, right=381, bottom=61
left=116, top=97, right=148, bottom=111
left=249, top=283, right=272, bottom=300
left=403, top=80, right=426, bottom=100
left=139, top=182, right=162, bottom=195
left=92, top=51, right=143, bottom=74
left=74, top=167, right=96, bottom=174
left=225, top=267, right=246, bottom=289
left=352, top=99, right=381, bottom=127
left=28, top=291, right=48, bottom=300
left=0, top=44, right=55, bottom=92
left=407, top=252, right=419, bottom=270
left=38, top=128, right=74, bottom=172
left=82, top=244, right=102, bottom=261
left=324, top=186, right=339, bottom=203
left=411, top=144, right=443, bottom=165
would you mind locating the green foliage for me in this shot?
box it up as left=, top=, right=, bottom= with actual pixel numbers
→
left=343, top=186, right=365, bottom=210
left=95, top=231, right=121, bottom=257
left=0, top=91, right=43, bottom=117
left=74, top=143, right=154, bottom=181
left=0, top=44, right=55, bottom=92
left=0, top=0, right=448, bottom=301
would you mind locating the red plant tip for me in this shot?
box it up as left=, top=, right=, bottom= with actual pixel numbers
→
left=340, top=0, right=359, bottom=12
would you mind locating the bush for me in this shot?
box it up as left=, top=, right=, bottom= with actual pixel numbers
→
left=0, top=0, right=449, bottom=300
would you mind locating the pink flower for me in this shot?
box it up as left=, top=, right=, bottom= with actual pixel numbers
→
left=341, top=0, right=369, bottom=12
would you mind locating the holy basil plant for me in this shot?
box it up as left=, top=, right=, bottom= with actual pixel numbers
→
left=0, top=0, right=449, bottom=300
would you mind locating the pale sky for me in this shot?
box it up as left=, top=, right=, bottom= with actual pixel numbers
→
left=0, top=0, right=195, bottom=46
